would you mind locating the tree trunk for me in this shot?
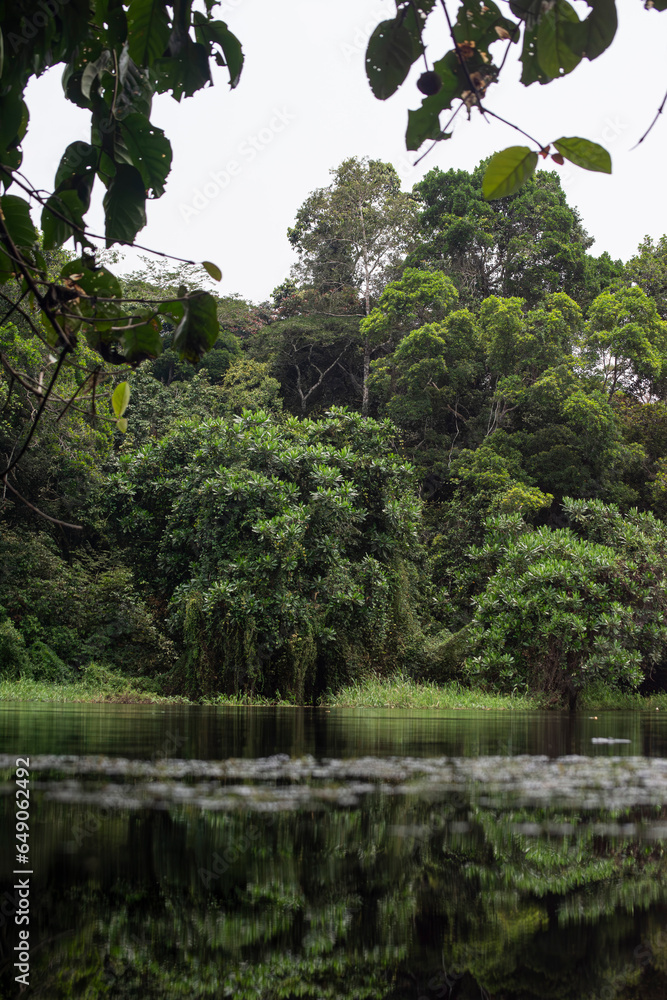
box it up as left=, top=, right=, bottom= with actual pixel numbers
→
left=358, top=194, right=372, bottom=417
left=362, top=335, right=370, bottom=417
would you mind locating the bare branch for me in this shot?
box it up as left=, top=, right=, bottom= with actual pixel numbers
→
left=632, top=85, right=667, bottom=149
left=2, top=476, right=82, bottom=530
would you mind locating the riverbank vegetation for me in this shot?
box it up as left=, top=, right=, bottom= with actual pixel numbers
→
left=3, top=160, right=667, bottom=709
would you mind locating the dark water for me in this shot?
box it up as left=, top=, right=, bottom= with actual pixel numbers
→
left=0, top=704, right=666, bottom=999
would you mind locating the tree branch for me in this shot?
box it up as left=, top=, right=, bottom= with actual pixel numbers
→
left=632, top=85, right=667, bottom=149
left=2, top=476, right=82, bottom=530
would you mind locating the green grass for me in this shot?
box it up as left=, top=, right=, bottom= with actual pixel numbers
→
left=204, top=691, right=301, bottom=707
left=321, top=672, right=543, bottom=710
left=0, top=663, right=187, bottom=705
left=1, top=667, right=666, bottom=711
left=579, top=681, right=667, bottom=711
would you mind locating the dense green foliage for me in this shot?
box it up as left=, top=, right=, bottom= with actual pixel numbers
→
left=407, top=165, right=620, bottom=307
left=0, top=1, right=241, bottom=428
left=0, top=0, right=664, bottom=523
left=466, top=501, right=667, bottom=703
left=108, top=407, right=426, bottom=700
left=2, top=151, right=667, bottom=706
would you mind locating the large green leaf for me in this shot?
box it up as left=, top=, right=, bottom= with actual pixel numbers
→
left=60, top=259, right=123, bottom=300
left=553, top=137, right=611, bottom=173
left=60, top=257, right=123, bottom=292
left=112, top=381, right=131, bottom=418
left=42, top=190, right=87, bottom=250
left=366, top=18, right=421, bottom=100
left=453, top=0, right=518, bottom=47
left=120, top=317, right=163, bottom=362
left=519, top=24, right=549, bottom=85
left=81, top=50, right=114, bottom=100
left=563, top=0, right=617, bottom=61
left=127, top=0, right=171, bottom=67
left=0, top=194, right=38, bottom=250
left=482, top=147, right=538, bottom=200
left=172, top=292, right=219, bottom=363
left=406, top=103, right=453, bottom=152
left=58, top=259, right=124, bottom=333
left=0, top=95, right=28, bottom=161
left=102, top=164, right=147, bottom=246
left=193, top=15, right=243, bottom=88
left=154, top=39, right=211, bottom=100
left=54, top=141, right=98, bottom=194
left=158, top=299, right=185, bottom=324
left=46, top=143, right=97, bottom=249
left=0, top=195, right=38, bottom=284
left=202, top=260, right=222, bottom=282
left=119, top=113, right=172, bottom=197
left=115, top=51, right=153, bottom=120
left=536, top=0, right=582, bottom=79
left=58, top=260, right=124, bottom=337
left=510, top=0, right=545, bottom=22
left=103, top=5, right=129, bottom=48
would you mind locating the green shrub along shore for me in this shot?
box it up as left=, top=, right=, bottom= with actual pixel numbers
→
left=3, top=162, right=667, bottom=710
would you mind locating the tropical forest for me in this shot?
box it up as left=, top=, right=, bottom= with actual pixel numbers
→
left=2, top=155, right=667, bottom=710
left=3, top=4, right=667, bottom=999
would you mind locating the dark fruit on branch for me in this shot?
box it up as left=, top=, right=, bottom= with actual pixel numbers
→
left=417, top=71, right=442, bottom=96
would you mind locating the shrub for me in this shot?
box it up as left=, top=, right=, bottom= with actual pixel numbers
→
left=0, top=619, right=31, bottom=679
left=0, top=529, right=176, bottom=676
left=26, top=641, right=74, bottom=683
left=465, top=500, right=667, bottom=704
left=109, top=407, right=428, bottom=699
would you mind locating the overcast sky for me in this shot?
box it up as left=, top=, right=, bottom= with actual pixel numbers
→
left=22, top=0, right=667, bottom=303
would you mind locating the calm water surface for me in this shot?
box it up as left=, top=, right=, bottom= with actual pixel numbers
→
left=0, top=703, right=665, bottom=999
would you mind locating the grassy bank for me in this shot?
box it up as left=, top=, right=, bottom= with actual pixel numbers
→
left=319, top=674, right=542, bottom=710
left=1, top=667, right=667, bottom=710
left=0, top=664, right=188, bottom=705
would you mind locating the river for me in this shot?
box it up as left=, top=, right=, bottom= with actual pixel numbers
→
left=0, top=703, right=666, bottom=998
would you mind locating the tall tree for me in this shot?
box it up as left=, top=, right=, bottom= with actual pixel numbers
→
left=288, top=157, right=418, bottom=415
left=584, top=287, right=667, bottom=402
left=249, top=315, right=362, bottom=415
left=625, top=235, right=667, bottom=320
left=407, top=164, right=619, bottom=308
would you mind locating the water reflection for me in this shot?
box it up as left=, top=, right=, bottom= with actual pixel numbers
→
left=0, top=704, right=665, bottom=999
left=1, top=703, right=666, bottom=759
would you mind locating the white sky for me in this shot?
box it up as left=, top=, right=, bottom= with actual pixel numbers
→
left=21, top=0, right=667, bottom=303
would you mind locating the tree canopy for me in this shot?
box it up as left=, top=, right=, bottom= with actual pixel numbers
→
left=407, top=163, right=620, bottom=307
